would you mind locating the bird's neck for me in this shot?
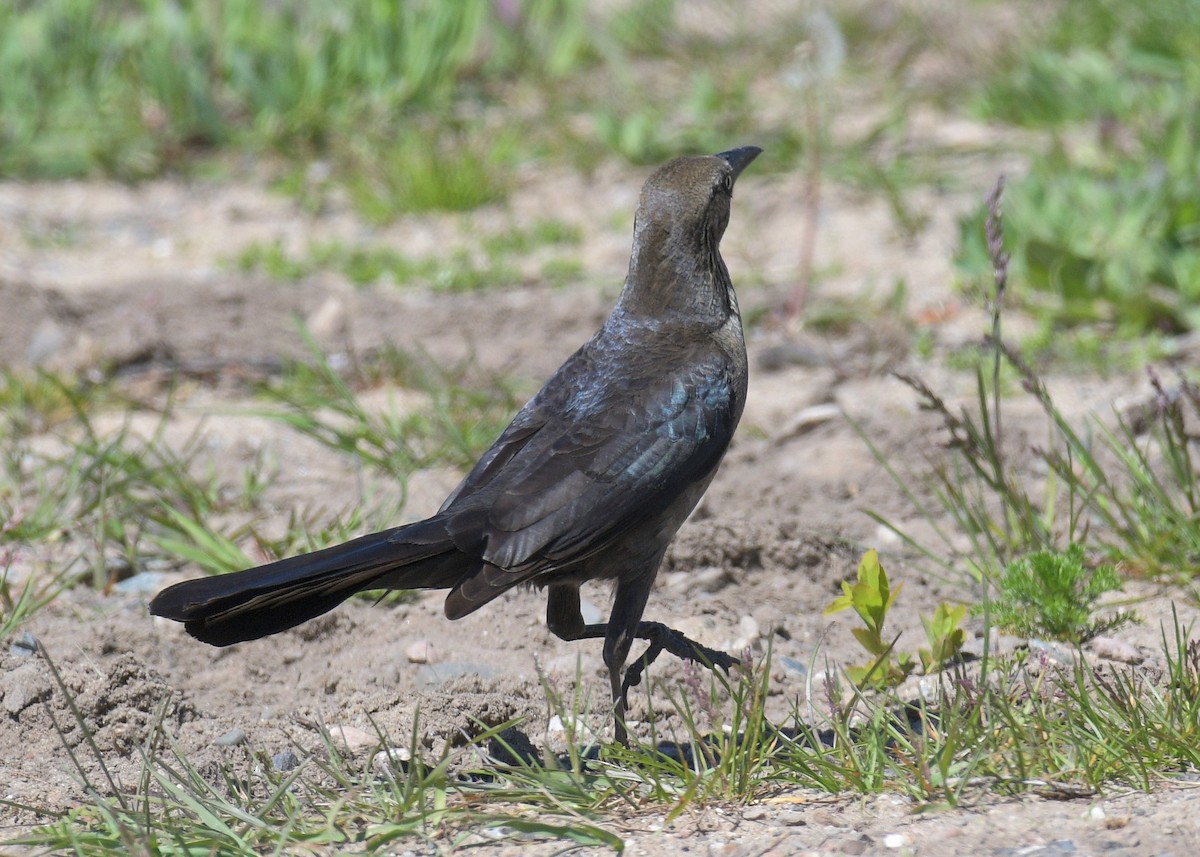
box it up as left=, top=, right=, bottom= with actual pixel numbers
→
left=617, top=223, right=735, bottom=326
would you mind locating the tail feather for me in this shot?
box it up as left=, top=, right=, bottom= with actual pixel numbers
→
left=149, top=517, right=462, bottom=646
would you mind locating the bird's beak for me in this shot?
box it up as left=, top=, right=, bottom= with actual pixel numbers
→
left=716, top=146, right=763, bottom=182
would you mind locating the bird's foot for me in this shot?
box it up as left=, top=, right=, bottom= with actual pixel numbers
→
left=621, top=621, right=739, bottom=699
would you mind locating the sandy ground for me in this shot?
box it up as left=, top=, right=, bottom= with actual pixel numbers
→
left=2, top=150, right=1199, bottom=856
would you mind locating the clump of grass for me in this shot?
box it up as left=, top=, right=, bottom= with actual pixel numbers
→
left=342, top=126, right=517, bottom=220
left=257, top=330, right=520, bottom=483
left=865, top=174, right=1200, bottom=597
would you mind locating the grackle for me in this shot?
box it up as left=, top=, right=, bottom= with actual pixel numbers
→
left=150, top=146, right=761, bottom=745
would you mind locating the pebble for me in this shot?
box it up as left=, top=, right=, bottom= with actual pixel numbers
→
left=1026, top=639, right=1078, bottom=666
left=883, top=832, right=912, bottom=848
left=272, top=750, right=299, bottom=772
left=832, top=836, right=871, bottom=855
left=114, top=571, right=165, bottom=595
left=1088, top=636, right=1144, bottom=665
left=732, top=614, right=761, bottom=651
left=215, top=728, right=248, bottom=747
left=9, top=632, right=38, bottom=657
left=372, top=747, right=411, bottom=779
left=415, top=661, right=502, bottom=690
left=405, top=640, right=435, bottom=664
left=331, top=725, right=376, bottom=753
left=306, top=296, right=346, bottom=339
left=778, top=655, right=808, bottom=678
left=742, top=805, right=767, bottom=821
left=778, top=809, right=807, bottom=826
left=26, top=319, right=67, bottom=365
left=2, top=663, right=50, bottom=715
left=666, top=565, right=732, bottom=593
left=672, top=616, right=723, bottom=649
left=995, top=842, right=1077, bottom=856
left=778, top=402, right=841, bottom=439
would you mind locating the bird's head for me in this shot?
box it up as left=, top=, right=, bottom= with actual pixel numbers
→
left=622, top=146, right=761, bottom=320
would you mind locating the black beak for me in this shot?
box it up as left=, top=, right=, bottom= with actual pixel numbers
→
left=716, top=146, right=763, bottom=182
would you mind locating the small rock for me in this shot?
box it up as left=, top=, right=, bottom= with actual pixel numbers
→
left=778, top=655, right=808, bottom=679
left=405, top=640, right=435, bottom=664
left=331, top=725, right=376, bottom=753
left=835, top=836, right=871, bottom=855
left=1027, top=639, right=1078, bottom=666
left=372, top=746, right=412, bottom=779
left=672, top=616, right=723, bottom=650
left=883, top=832, right=912, bottom=848
left=489, top=726, right=541, bottom=767
left=778, top=809, right=807, bottom=826
left=1088, top=636, right=1143, bottom=665
left=272, top=750, right=299, bottom=772
left=777, top=402, right=841, bottom=439
left=114, top=571, right=165, bottom=595
left=742, top=805, right=767, bottom=821
left=9, top=632, right=39, bottom=657
left=666, top=565, right=732, bottom=594
left=215, top=728, right=248, bottom=747
left=2, top=663, right=51, bottom=715
left=306, top=295, right=346, bottom=338
left=732, top=614, right=760, bottom=651
left=26, top=319, right=67, bottom=365
left=415, top=661, right=502, bottom=690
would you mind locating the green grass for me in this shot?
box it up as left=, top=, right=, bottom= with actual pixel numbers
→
left=0, top=0, right=576, bottom=178
left=0, top=338, right=521, bottom=642
left=235, top=217, right=585, bottom=290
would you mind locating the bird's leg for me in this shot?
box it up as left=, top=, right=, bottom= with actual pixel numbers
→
left=546, top=585, right=630, bottom=746
left=548, top=580, right=740, bottom=746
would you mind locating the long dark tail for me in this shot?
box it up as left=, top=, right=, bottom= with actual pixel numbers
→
left=149, top=516, right=469, bottom=646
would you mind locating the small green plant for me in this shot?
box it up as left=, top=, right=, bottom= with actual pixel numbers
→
left=825, top=550, right=967, bottom=689
left=918, top=602, right=968, bottom=674
left=824, top=550, right=911, bottom=689
left=987, top=543, right=1131, bottom=643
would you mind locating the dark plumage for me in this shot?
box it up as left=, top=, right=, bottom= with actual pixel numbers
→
left=150, top=146, right=761, bottom=745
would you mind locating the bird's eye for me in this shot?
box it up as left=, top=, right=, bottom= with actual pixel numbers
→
left=718, top=174, right=733, bottom=195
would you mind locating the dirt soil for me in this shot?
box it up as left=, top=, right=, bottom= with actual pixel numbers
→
left=2, top=153, right=1199, bottom=856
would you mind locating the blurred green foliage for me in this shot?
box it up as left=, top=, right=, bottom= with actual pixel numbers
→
left=0, top=0, right=829, bottom=210
left=0, top=0, right=588, bottom=212
left=959, top=0, right=1200, bottom=334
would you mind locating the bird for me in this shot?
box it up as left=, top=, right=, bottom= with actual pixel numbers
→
left=150, top=146, right=762, bottom=746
